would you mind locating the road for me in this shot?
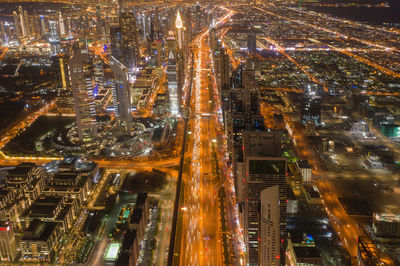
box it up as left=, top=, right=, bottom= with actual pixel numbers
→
left=175, top=9, right=235, bottom=266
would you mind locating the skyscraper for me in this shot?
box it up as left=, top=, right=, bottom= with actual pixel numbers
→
left=69, top=49, right=97, bottom=142
left=0, top=221, right=17, bottom=262
left=23, top=10, right=30, bottom=36
left=259, top=185, right=281, bottom=265
left=58, top=11, right=66, bottom=37
left=40, top=15, right=46, bottom=36
left=18, top=6, right=26, bottom=37
left=120, top=11, right=140, bottom=68
left=110, top=26, right=123, bottom=61
left=12, top=11, right=20, bottom=37
left=220, top=47, right=230, bottom=91
left=247, top=32, right=256, bottom=53
left=175, top=11, right=184, bottom=113
left=241, top=131, right=287, bottom=265
left=167, top=50, right=179, bottom=115
left=109, top=56, right=132, bottom=130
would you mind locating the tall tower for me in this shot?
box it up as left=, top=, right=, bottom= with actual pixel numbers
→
left=40, top=15, right=46, bottom=36
left=241, top=131, right=287, bottom=265
left=23, top=10, right=30, bottom=36
left=259, top=186, right=281, bottom=265
left=0, top=221, right=17, bottom=262
left=247, top=32, right=256, bottom=53
left=69, top=49, right=98, bottom=142
left=58, top=11, right=66, bottom=37
left=175, top=11, right=183, bottom=50
left=167, top=50, right=179, bottom=115
left=120, top=11, right=140, bottom=68
left=175, top=11, right=184, bottom=113
left=12, top=11, right=20, bottom=37
left=18, top=6, right=26, bottom=37
left=109, top=56, right=132, bottom=131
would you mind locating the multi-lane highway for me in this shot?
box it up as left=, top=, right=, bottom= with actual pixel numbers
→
left=173, top=9, right=236, bottom=266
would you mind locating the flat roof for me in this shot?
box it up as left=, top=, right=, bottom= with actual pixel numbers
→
left=105, top=243, right=121, bottom=261
left=374, top=213, right=400, bottom=223
left=21, top=220, right=57, bottom=241
left=293, top=246, right=321, bottom=259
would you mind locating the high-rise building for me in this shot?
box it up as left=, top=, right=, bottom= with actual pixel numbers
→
left=241, top=131, right=287, bottom=265
left=167, top=50, right=179, bottom=115
left=301, top=97, right=321, bottom=126
left=93, top=55, right=104, bottom=96
left=110, top=26, right=123, bottom=61
left=58, top=11, right=66, bottom=37
left=59, top=55, right=69, bottom=90
left=18, top=6, right=26, bottom=37
left=69, top=49, right=98, bottom=142
left=220, top=47, right=230, bottom=91
left=259, top=185, right=281, bottom=265
left=109, top=56, right=132, bottom=130
left=40, top=15, right=46, bottom=36
left=120, top=11, right=139, bottom=68
left=13, top=11, right=20, bottom=37
left=175, top=11, right=185, bottom=113
left=96, top=5, right=102, bottom=37
left=0, top=221, right=17, bottom=262
left=247, top=32, right=256, bottom=53
left=23, top=10, right=30, bottom=36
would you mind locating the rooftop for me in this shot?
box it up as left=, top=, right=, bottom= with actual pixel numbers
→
left=293, top=246, right=321, bottom=259
left=21, top=220, right=57, bottom=241
left=374, top=213, right=400, bottom=223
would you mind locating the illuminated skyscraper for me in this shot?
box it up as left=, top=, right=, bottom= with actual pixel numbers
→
left=12, top=11, right=20, bottom=37
left=0, top=221, right=17, bottom=262
left=110, top=26, right=122, bottom=61
left=120, top=11, right=139, bottom=68
left=175, top=11, right=184, bottom=113
left=69, top=49, right=97, bottom=142
left=240, top=131, right=287, bottom=265
left=259, top=186, right=281, bottom=265
left=58, top=11, right=66, bottom=37
left=18, top=6, right=26, bottom=37
left=40, top=15, right=46, bottom=36
left=109, top=56, right=132, bottom=130
left=247, top=32, right=256, bottom=53
left=167, top=50, right=179, bottom=115
left=23, top=10, right=30, bottom=36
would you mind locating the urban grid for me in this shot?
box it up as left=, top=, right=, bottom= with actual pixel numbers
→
left=0, top=0, right=400, bottom=265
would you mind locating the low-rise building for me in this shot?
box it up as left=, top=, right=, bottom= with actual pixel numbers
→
left=373, top=213, right=400, bottom=238
left=20, top=220, right=61, bottom=262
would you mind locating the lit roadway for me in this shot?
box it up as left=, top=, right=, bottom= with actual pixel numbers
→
left=176, top=10, right=236, bottom=266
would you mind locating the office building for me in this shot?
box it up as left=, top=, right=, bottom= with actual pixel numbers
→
left=167, top=50, right=179, bottom=115
left=247, top=32, right=256, bottom=53
left=18, top=6, right=26, bottom=37
left=69, top=48, right=98, bottom=142
left=5, top=163, right=46, bottom=206
left=20, top=220, right=61, bottom=262
left=240, top=131, right=287, bottom=265
left=58, top=11, right=66, bottom=37
left=13, top=11, right=20, bottom=37
left=109, top=55, right=132, bottom=130
left=120, top=11, right=139, bottom=68
left=259, top=185, right=281, bottom=265
left=301, top=97, right=321, bottom=126
left=110, top=27, right=123, bottom=61
left=0, top=221, right=17, bottom=262
left=220, top=47, right=230, bottom=91
left=175, top=11, right=185, bottom=113
left=373, top=213, right=400, bottom=238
